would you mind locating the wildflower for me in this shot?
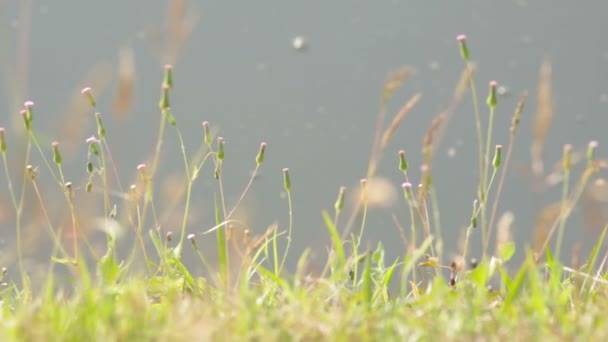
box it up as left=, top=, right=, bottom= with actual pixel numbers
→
left=81, top=87, right=97, bottom=107
left=456, top=34, right=470, bottom=61
left=52, top=142, right=62, bottom=165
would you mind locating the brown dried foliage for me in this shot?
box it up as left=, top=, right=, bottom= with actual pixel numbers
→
left=57, top=62, right=113, bottom=151
left=112, top=47, right=135, bottom=118
left=531, top=59, right=554, bottom=178
left=146, top=0, right=199, bottom=65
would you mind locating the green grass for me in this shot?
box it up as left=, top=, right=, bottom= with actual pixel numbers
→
left=1, top=36, right=608, bottom=341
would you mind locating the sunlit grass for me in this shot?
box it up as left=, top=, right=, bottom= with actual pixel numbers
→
left=0, top=35, right=607, bottom=341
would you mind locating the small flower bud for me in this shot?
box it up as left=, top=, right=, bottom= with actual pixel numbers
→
left=26, top=165, right=36, bottom=180
left=256, top=142, right=267, bottom=165
left=129, top=184, right=138, bottom=200
left=95, top=113, right=106, bottom=139
left=202, top=121, right=212, bottom=146
left=0, top=128, right=6, bottom=153
left=398, top=150, right=408, bottom=172
left=360, top=179, right=368, bottom=201
left=65, top=182, right=74, bottom=198
left=166, top=231, right=173, bottom=242
left=86, top=136, right=100, bottom=156
left=587, top=140, right=599, bottom=163
left=244, top=229, right=251, bottom=245
left=402, top=182, right=414, bottom=201
left=20, top=110, right=31, bottom=131
left=87, top=161, right=94, bottom=173
left=163, top=64, right=174, bottom=89
left=471, top=200, right=478, bottom=228
left=562, top=144, right=573, bottom=171
left=86, top=182, right=93, bottom=193
left=217, top=137, right=225, bottom=161
left=52, top=142, right=62, bottom=165
left=492, top=144, right=503, bottom=168
left=159, top=83, right=170, bottom=110
left=487, top=80, right=498, bottom=109
left=334, top=186, right=346, bottom=212
left=456, top=34, right=470, bottom=61
left=283, top=168, right=291, bottom=192
left=162, top=108, right=176, bottom=126
left=81, top=87, right=97, bottom=108
left=24, top=101, right=34, bottom=122
left=187, top=233, right=196, bottom=243
left=137, top=164, right=148, bottom=182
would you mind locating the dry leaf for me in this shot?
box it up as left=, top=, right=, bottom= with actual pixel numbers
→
left=531, top=59, right=554, bottom=177
left=112, top=47, right=135, bottom=118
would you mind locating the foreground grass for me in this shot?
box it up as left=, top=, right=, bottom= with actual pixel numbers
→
left=2, top=250, right=608, bottom=341
left=0, top=35, right=608, bottom=341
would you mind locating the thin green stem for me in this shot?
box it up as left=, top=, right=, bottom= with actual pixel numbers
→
left=480, top=106, right=496, bottom=257
left=468, top=75, right=486, bottom=256
left=174, top=128, right=192, bottom=256
left=227, top=164, right=260, bottom=220
left=29, top=133, right=59, bottom=185
left=30, top=179, right=71, bottom=268
left=98, top=139, right=111, bottom=237
left=139, top=112, right=167, bottom=243
left=555, top=168, right=570, bottom=259
left=2, top=149, right=26, bottom=283
left=404, top=195, right=417, bottom=283
left=428, top=185, right=442, bottom=252
left=279, top=191, right=294, bottom=274
left=540, top=164, right=597, bottom=254
left=215, top=193, right=229, bottom=289
left=486, top=137, right=515, bottom=256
